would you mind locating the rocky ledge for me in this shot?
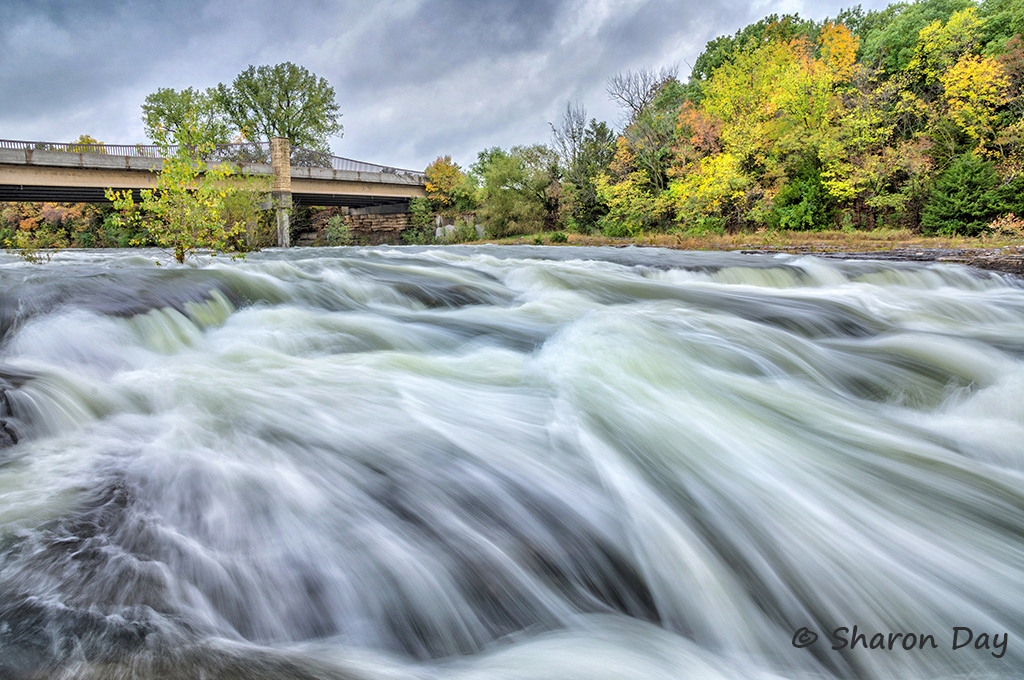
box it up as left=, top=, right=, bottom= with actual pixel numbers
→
left=733, top=246, right=1024, bottom=277
left=826, top=248, right=1024, bottom=277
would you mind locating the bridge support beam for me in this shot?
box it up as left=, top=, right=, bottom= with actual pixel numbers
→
left=270, top=137, right=292, bottom=247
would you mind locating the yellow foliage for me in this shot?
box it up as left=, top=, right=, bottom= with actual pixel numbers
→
left=703, top=34, right=847, bottom=160
left=608, top=136, right=637, bottom=177
left=594, top=170, right=666, bottom=233
left=71, top=134, right=106, bottom=154
left=910, top=8, right=984, bottom=83
left=942, top=55, right=1010, bottom=143
left=105, top=138, right=261, bottom=263
left=819, top=22, right=860, bottom=84
left=424, top=155, right=465, bottom=206
left=665, top=152, right=747, bottom=218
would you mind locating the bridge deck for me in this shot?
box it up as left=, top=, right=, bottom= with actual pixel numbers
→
left=0, top=147, right=425, bottom=208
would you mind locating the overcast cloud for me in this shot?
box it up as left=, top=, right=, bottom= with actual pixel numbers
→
left=1, top=0, right=890, bottom=171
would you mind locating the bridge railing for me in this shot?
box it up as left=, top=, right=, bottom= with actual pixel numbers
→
left=0, top=139, right=424, bottom=177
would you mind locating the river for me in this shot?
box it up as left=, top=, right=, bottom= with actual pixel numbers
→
left=0, top=245, right=1022, bottom=679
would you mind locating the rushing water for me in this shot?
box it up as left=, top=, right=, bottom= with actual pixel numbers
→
left=0, top=245, right=1022, bottom=680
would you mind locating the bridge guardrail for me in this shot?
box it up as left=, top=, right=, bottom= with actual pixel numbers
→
left=0, top=139, right=424, bottom=177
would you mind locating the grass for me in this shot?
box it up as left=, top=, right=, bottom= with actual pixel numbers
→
left=474, top=227, right=1024, bottom=254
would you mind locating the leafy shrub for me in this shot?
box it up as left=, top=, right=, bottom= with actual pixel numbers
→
left=549, top=231, right=568, bottom=243
left=409, top=197, right=435, bottom=230
left=987, top=212, right=1024, bottom=239
left=325, top=215, right=351, bottom=245
left=400, top=228, right=434, bottom=245
left=437, top=217, right=477, bottom=244
left=222, top=181, right=274, bottom=250
left=600, top=220, right=632, bottom=237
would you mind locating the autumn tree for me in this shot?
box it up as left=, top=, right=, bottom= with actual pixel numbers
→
left=69, top=135, right=106, bottom=153
left=686, top=14, right=821, bottom=103
left=483, top=2, right=1024, bottom=238
left=942, top=54, right=1010, bottom=144
left=860, top=0, right=974, bottom=74
left=424, top=156, right=476, bottom=213
left=666, top=23, right=863, bottom=230
left=908, top=7, right=986, bottom=86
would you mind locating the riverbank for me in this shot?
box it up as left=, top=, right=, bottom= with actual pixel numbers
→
left=487, top=230, right=1024, bottom=276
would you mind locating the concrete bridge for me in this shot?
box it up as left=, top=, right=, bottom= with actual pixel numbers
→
left=0, top=139, right=425, bottom=208
left=0, top=138, right=427, bottom=246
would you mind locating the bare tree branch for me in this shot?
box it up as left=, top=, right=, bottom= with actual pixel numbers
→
left=550, top=101, right=587, bottom=170
left=606, top=65, right=679, bottom=121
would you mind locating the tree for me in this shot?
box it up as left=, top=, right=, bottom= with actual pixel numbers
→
left=860, top=0, right=974, bottom=75
left=666, top=23, right=861, bottom=230
left=216, top=62, right=342, bottom=152
left=477, top=145, right=559, bottom=237
left=942, top=54, right=1010, bottom=144
left=686, top=13, right=821, bottom=103
left=908, top=7, right=985, bottom=84
left=106, top=108, right=268, bottom=263
left=69, top=135, right=106, bottom=154
left=141, top=87, right=233, bottom=147
left=768, top=156, right=835, bottom=229
left=469, top=147, right=507, bottom=186
left=551, top=103, right=616, bottom=231
left=921, top=151, right=1002, bottom=234
left=550, top=102, right=588, bottom=174
left=820, top=20, right=862, bottom=84
left=424, top=156, right=476, bottom=213
left=607, top=65, right=679, bottom=122
left=978, top=0, right=1024, bottom=54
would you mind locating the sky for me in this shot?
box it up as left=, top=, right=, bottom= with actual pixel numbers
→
left=0, top=0, right=892, bottom=172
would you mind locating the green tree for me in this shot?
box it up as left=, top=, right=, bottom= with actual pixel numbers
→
left=860, top=0, right=974, bottom=75
left=921, top=151, right=1002, bottom=234
left=216, top=62, right=342, bottom=152
left=550, top=102, right=616, bottom=231
left=469, top=147, right=507, bottom=186
left=768, top=156, right=835, bottom=229
left=477, top=145, right=559, bottom=237
left=106, top=109, right=268, bottom=263
left=979, top=0, right=1024, bottom=53
left=141, top=87, right=233, bottom=148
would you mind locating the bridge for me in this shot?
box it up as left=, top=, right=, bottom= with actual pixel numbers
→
left=0, top=138, right=425, bottom=208
left=0, top=138, right=427, bottom=246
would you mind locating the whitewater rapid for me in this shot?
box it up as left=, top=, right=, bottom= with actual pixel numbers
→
left=0, top=246, right=1022, bottom=680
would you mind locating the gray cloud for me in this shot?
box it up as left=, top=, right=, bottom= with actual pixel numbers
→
left=0, top=0, right=892, bottom=171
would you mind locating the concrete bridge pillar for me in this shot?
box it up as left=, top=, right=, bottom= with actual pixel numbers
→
left=270, top=137, right=292, bottom=247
